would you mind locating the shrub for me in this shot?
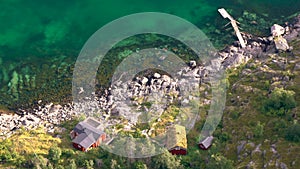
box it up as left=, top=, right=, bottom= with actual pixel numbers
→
left=263, top=80, right=270, bottom=90
left=273, top=119, right=287, bottom=132
left=261, top=88, right=296, bottom=116
left=84, top=159, right=94, bottom=169
left=0, top=145, right=12, bottom=162
left=253, top=121, right=264, bottom=138
left=66, top=159, right=77, bottom=169
left=134, top=161, right=148, bottom=169
left=218, top=132, right=232, bottom=142
left=285, top=124, right=300, bottom=142
left=62, top=149, right=74, bottom=158
left=151, top=151, right=183, bottom=169
left=48, top=146, right=62, bottom=163
left=206, top=154, right=234, bottom=169
left=230, top=111, right=240, bottom=120
left=213, top=130, right=231, bottom=143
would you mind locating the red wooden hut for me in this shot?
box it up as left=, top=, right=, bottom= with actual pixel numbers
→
left=70, top=117, right=106, bottom=152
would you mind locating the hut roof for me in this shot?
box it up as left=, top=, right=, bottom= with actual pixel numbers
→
left=72, top=117, right=105, bottom=149
left=199, top=136, right=214, bottom=149
left=72, top=133, right=96, bottom=149
left=166, top=125, right=187, bottom=149
left=84, top=117, right=102, bottom=128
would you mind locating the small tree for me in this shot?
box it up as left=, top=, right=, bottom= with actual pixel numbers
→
left=62, top=149, right=74, bottom=158
left=110, top=159, right=121, bottom=169
left=0, top=144, right=12, bottom=162
left=84, top=159, right=94, bottom=169
left=262, top=87, right=296, bottom=116
left=206, top=154, right=234, bottom=169
left=32, top=155, right=48, bottom=169
left=48, top=146, right=62, bottom=163
left=151, top=150, right=183, bottom=169
left=66, top=159, right=77, bottom=169
left=273, top=119, right=287, bottom=132
left=253, top=121, right=264, bottom=138
left=134, top=161, right=148, bottom=169
left=56, top=165, right=64, bottom=169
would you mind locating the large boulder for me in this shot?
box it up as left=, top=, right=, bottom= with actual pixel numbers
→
left=274, top=36, right=289, bottom=51
left=271, top=24, right=285, bottom=37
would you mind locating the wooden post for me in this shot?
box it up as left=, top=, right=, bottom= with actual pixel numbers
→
left=218, top=8, right=246, bottom=48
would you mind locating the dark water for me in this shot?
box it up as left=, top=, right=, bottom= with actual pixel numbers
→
left=0, top=0, right=299, bottom=107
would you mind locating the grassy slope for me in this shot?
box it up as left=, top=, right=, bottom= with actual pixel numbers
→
left=221, top=40, right=300, bottom=168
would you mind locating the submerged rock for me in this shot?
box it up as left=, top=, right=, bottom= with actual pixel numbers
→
left=8, top=71, right=19, bottom=99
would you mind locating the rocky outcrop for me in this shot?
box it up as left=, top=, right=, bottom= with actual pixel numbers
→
left=0, top=102, right=75, bottom=137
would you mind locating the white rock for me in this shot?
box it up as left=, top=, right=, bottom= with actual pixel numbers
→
left=79, top=87, right=84, bottom=94
left=153, top=73, right=161, bottom=79
left=271, top=24, right=285, bottom=37
left=189, top=60, right=197, bottom=68
left=274, top=36, right=289, bottom=51
left=141, top=77, right=148, bottom=85
left=161, top=75, right=171, bottom=83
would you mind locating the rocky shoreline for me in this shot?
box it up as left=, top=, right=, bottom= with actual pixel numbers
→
left=1, top=14, right=300, bottom=139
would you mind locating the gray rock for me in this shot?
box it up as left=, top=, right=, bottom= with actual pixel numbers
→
left=224, top=53, right=250, bottom=68
left=294, top=62, right=300, bottom=71
left=271, top=147, right=277, bottom=154
left=229, top=46, right=239, bottom=53
left=21, top=120, right=28, bottom=126
left=241, top=69, right=252, bottom=76
left=280, top=162, right=288, bottom=169
left=285, top=29, right=299, bottom=41
left=161, top=75, right=171, bottom=83
left=253, top=144, right=261, bottom=153
left=237, top=141, right=247, bottom=155
left=294, top=23, right=300, bottom=29
left=246, top=161, right=254, bottom=169
left=267, top=36, right=274, bottom=42
left=219, top=52, right=229, bottom=60
left=275, top=60, right=287, bottom=70
left=282, top=76, right=290, bottom=82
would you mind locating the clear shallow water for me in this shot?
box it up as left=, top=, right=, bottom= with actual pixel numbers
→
left=1, top=0, right=299, bottom=58
left=0, top=0, right=299, bottom=107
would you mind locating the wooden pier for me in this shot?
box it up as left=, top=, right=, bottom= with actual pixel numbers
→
left=218, top=8, right=246, bottom=48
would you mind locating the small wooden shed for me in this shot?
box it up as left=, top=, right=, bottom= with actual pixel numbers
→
left=198, top=136, right=214, bottom=150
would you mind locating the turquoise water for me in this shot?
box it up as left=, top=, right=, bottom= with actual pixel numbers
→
left=1, top=0, right=299, bottom=58
left=0, top=0, right=300, bottom=107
